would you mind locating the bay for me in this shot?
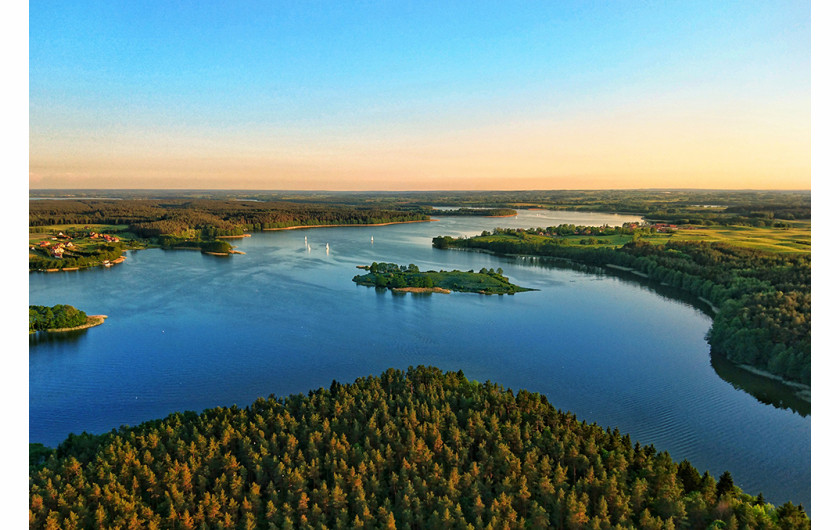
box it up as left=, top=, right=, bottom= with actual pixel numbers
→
left=29, top=209, right=810, bottom=511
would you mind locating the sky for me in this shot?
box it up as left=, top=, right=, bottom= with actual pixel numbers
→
left=29, top=1, right=811, bottom=190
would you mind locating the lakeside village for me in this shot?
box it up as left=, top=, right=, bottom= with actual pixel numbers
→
left=29, top=229, right=126, bottom=271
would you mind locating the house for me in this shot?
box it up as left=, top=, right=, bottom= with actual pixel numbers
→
left=653, top=223, right=678, bottom=233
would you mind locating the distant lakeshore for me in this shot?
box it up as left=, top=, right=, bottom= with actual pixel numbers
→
left=263, top=219, right=436, bottom=231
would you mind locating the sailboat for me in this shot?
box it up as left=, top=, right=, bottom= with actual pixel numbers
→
left=325, top=243, right=330, bottom=254
left=371, top=236, right=374, bottom=243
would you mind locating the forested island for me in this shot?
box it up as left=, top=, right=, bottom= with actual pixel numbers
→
left=353, top=262, right=534, bottom=295
left=433, top=228, right=810, bottom=388
left=28, top=367, right=808, bottom=529
left=29, top=304, right=105, bottom=333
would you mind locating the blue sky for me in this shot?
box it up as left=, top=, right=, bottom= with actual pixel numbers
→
left=29, top=1, right=811, bottom=189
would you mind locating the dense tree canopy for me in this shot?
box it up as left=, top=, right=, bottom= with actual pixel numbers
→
left=29, top=304, right=88, bottom=332
left=29, top=367, right=807, bottom=529
left=428, top=208, right=518, bottom=217
left=29, top=199, right=428, bottom=236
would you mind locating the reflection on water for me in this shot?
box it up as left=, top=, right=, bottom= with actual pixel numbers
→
left=710, top=353, right=810, bottom=417
left=29, top=330, right=88, bottom=347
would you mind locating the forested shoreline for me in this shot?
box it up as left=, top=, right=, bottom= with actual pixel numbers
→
left=428, top=208, right=518, bottom=217
left=29, top=367, right=809, bottom=528
left=433, top=232, right=810, bottom=386
left=29, top=199, right=429, bottom=237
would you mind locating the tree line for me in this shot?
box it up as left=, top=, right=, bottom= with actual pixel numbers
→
left=29, top=304, right=88, bottom=332
left=433, top=233, right=810, bottom=385
left=30, top=191, right=809, bottom=235
left=428, top=208, right=518, bottom=217
left=29, top=367, right=808, bottom=529
left=30, top=199, right=429, bottom=236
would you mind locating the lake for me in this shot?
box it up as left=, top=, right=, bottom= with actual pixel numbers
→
left=29, top=209, right=810, bottom=511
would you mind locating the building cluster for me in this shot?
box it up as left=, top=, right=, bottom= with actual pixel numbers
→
left=35, top=236, right=75, bottom=257
left=652, top=223, right=678, bottom=233
left=31, top=231, right=120, bottom=259
left=87, top=231, right=120, bottom=242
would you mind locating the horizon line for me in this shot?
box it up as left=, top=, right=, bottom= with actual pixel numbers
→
left=29, top=187, right=812, bottom=193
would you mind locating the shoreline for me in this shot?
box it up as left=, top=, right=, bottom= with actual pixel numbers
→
left=217, top=234, right=252, bottom=238
left=46, top=315, right=107, bottom=333
left=697, top=296, right=720, bottom=314
left=263, top=219, right=435, bottom=231
left=392, top=286, right=451, bottom=294
left=733, top=362, right=811, bottom=401
left=604, top=263, right=650, bottom=279
left=203, top=249, right=246, bottom=256
left=33, top=254, right=127, bottom=273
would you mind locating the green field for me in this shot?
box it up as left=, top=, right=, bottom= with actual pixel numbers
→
left=28, top=224, right=139, bottom=245
left=467, top=222, right=811, bottom=254
left=656, top=222, right=811, bottom=253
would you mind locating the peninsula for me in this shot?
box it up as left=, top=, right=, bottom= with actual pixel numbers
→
left=352, top=262, right=535, bottom=295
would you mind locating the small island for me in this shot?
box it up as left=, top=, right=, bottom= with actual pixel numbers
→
left=29, top=304, right=106, bottom=333
left=352, top=262, right=535, bottom=295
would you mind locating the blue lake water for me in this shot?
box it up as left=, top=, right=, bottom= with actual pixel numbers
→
left=29, top=209, right=810, bottom=511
